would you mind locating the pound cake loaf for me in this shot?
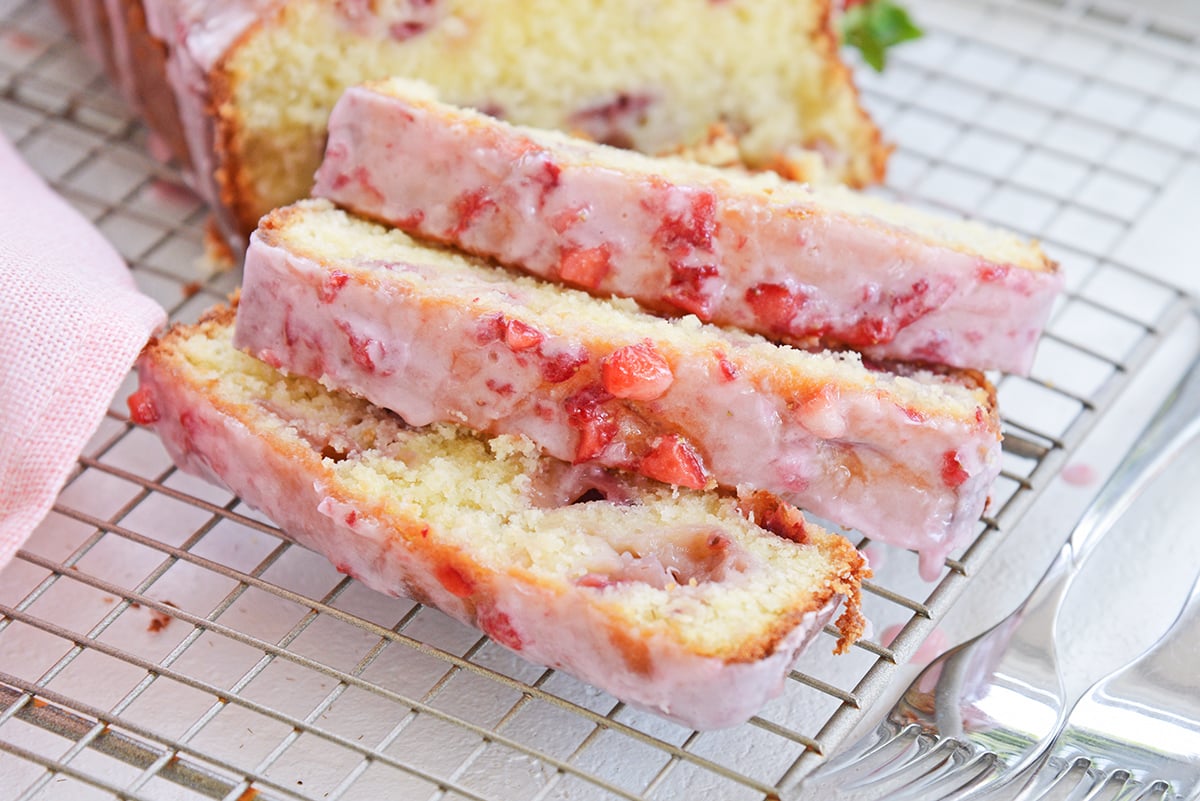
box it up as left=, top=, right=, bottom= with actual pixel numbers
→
left=55, top=0, right=888, bottom=251
left=236, top=200, right=1003, bottom=580
left=315, top=79, right=1062, bottom=374
left=132, top=305, right=868, bottom=730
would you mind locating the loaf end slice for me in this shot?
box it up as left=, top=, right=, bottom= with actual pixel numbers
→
left=132, top=304, right=869, bottom=730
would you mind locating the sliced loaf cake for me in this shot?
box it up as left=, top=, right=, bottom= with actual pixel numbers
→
left=313, top=79, right=1061, bottom=374
left=235, top=200, right=1003, bottom=580
left=132, top=304, right=868, bottom=730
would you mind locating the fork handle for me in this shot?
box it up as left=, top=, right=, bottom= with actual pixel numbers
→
left=984, top=337, right=1200, bottom=693
left=1127, top=567, right=1200, bottom=688
left=1066, top=336, right=1200, bottom=568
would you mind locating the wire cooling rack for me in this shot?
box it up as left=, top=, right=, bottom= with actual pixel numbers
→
left=2, top=1, right=1199, bottom=799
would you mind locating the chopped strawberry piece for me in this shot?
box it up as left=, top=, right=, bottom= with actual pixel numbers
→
left=450, top=187, right=496, bottom=236
left=576, top=573, right=615, bottom=589
left=663, top=262, right=721, bottom=318
left=565, top=385, right=617, bottom=462
left=941, top=451, right=969, bottom=488
left=335, top=320, right=378, bottom=372
left=503, top=318, right=544, bottom=351
left=331, top=166, right=384, bottom=204
left=568, top=91, right=656, bottom=149
left=714, top=351, right=739, bottom=382
left=846, top=279, right=943, bottom=346
left=738, top=490, right=808, bottom=544
left=640, top=435, right=708, bottom=490
left=977, top=262, right=1010, bottom=283
left=479, top=607, right=523, bottom=650
left=746, top=282, right=802, bottom=333
left=389, top=20, right=428, bottom=40
left=393, top=210, right=425, bottom=230
left=655, top=190, right=718, bottom=256
left=527, top=157, right=562, bottom=208
left=541, top=348, right=589, bottom=383
left=558, top=245, right=612, bottom=289
left=602, top=341, right=674, bottom=401
left=126, top=386, right=159, bottom=425
left=473, top=312, right=506, bottom=344
left=550, top=205, right=589, bottom=234
left=435, top=564, right=474, bottom=598
left=846, top=315, right=890, bottom=346
left=318, top=271, right=350, bottom=303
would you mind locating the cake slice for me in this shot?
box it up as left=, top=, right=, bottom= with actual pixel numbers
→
left=56, top=0, right=887, bottom=250
left=235, top=200, right=1003, bottom=580
left=132, top=304, right=868, bottom=730
left=313, top=79, right=1062, bottom=374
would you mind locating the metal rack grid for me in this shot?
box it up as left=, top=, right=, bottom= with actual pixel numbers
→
left=1, top=0, right=1198, bottom=799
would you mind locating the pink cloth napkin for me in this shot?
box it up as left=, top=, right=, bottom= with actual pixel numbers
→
left=0, top=133, right=166, bottom=571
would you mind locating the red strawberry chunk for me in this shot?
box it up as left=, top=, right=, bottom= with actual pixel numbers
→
left=977, top=262, right=1011, bottom=283
left=558, top=245, right=611, bottom=289
left=541, top=348, right=589, bottom=383
left=435, top=564, right=474, bottom=598
left=335, top=320, right=378, bottom=372
left=845, top=315, right=889, bottom=346
left=655, top=190, right=718, bottom=256
left=601, top=341, right=674, bottom=401
left=640, top=434, right=708, bottom=490
left=126, top=386, right=159, bottom=425
left=479, top=607, right=523, bottom=650
left=451, top=187, right=496, bottom=236
left=714, top=350, right=739, bottom=382
left=473, top=312, right=506, bottom=344
left=663, top=262, right=721, bottom=318
left=565, top=385, right=617, bottom=462
left=941, top=450, right=969, bottom=488
left=318, top=271, right=350, bottom=303
left=746, top=282, right=802, bottom=333
left=503, top=318, right=544, bottom=351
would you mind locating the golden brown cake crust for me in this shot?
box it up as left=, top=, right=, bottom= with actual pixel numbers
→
left=209, top=14, right=279, bottom=238
left=120, top=0, right=192, bottom=167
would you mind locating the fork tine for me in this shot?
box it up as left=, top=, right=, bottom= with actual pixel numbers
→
left=1128, top=782, right=1172, bottom=801
left=1015, top=756, right=1090, bottom=801
left=841, top=736, right=966, bottom=793
left=1111, top=779, right=1170, bottom=801
left=813, top=721, right=923, bottom=783
left=888, top=751, right=1001, bottom=801
left=1080, top=770, right=1136, bottom=801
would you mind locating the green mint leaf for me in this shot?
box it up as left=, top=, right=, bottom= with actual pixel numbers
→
left=841, top=0, right=923, bottom=72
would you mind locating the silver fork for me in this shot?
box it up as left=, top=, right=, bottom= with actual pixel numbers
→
left=805, top=344, right=1200, bottom=801
left=1013, top=568, right=1200, bottom=801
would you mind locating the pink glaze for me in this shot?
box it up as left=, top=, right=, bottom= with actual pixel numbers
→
left=234, top=215, right=1003, bottom=580
left=139, top=0, right=271, bottom=245
left=1061, top=462, right=1098, bottom=486
left=881, top=624, right=948, bottom=663
left=136, top=349, right=841, bottom=730
left=313, top=83, right=1063, bottom=375
left=103, top=0, right=139, bottom=113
